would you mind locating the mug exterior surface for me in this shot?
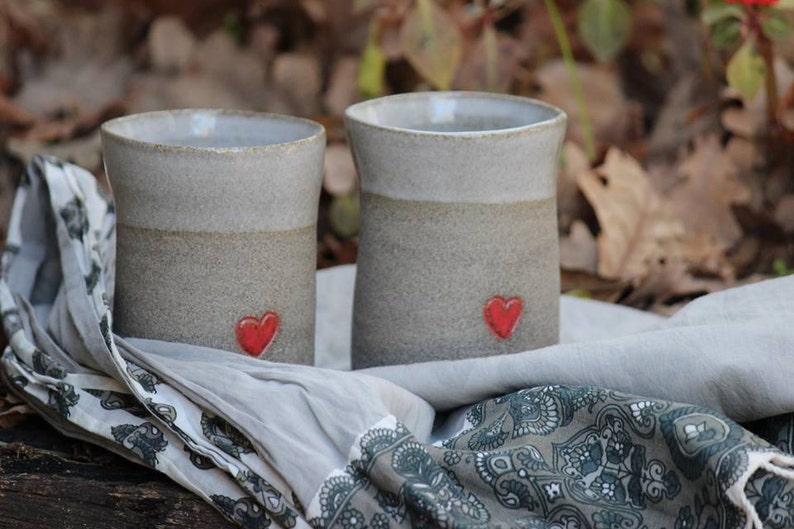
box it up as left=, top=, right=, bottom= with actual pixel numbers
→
left=101, top=109, right=325, bottom=364
left=346, top=92, right=566, bottom=368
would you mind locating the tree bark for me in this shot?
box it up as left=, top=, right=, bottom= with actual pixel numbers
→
left=0, top=417, right=233, bottom=529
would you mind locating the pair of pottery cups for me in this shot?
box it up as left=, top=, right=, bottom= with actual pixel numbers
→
left=101, top=92, right=567, bottom=368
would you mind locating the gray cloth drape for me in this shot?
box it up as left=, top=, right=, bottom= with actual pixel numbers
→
left=2, top=156, right=794, bottom=529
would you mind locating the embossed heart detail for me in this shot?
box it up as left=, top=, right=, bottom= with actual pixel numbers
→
left=483, top=296, right=523, bottom=339
left=235, top=311, right=280, bottom=357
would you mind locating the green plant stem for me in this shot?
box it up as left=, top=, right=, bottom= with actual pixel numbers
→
left=544, top=0, right=596, bottom=162
left=756, top=33, right=779, bottom=136
left=746, top=6, right=781, bottom=161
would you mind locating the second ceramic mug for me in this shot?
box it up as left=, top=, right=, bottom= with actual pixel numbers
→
left=346, top=92, right=566, bottom=368
left=101, top=109, right=325, bottom=364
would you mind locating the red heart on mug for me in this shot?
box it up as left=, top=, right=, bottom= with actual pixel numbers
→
left=484, top=296, right=523, bottom=339
left=235, top=311, right=280, bottom=357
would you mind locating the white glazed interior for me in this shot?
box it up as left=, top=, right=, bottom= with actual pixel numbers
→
left=345, top=92, right=562, bottom=134
left=102, top=109, right=322, bottom=149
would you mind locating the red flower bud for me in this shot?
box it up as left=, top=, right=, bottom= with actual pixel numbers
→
left=725, top=0, right=779, bottom=5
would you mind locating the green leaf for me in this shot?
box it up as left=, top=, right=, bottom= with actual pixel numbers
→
left=773, top=258, right=793, bottom=276
left=776, top=0, right=794, bottom=10
left=358, top=33, right=386, bottom=99
left=353, top=0, right=376, bottom=14
left=711, top=17, right=742, bottom=49
left=700, top=4, right=743, bottom=26
left=726, top=40, right=767, bottom=101
left=761, top=13, right=794, bottom=41
left=329, top=193, right=361, bottom=238
left=400, top=0, right=462, bottom=90
left=577, top=0, right=632, bottom=63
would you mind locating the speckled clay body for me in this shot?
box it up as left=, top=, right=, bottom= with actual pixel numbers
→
left=101, top=109, right=325, bottom=364
left=345, top=92, right=566, bottom=368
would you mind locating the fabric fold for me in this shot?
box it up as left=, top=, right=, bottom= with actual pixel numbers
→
left=2, top=156, right=793, bottom=529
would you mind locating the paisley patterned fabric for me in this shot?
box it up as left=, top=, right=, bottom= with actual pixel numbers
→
left=308, top=390, right=794, bottom=529
left=2, top=156, right=794, bottom=529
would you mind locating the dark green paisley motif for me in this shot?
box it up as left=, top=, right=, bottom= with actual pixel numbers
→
left=47, top=382, right=79, bottom=418
left=311, top=386, right=792, bottom=529
left=111, top=421, right=168, bottom=467
left=184, top=445, right=216, bottom=470
left=745, top=469, right=794, bottom=529
left=373, top=488, right=407, bottom=524
left=660, top=406, right=744, bottom=482
left=355, top=424, right=411, bottom=470
left=201, top=412, right=255, bottom=459
left=239, top=470, right=299, bottom=529
left=85, top=388, right=148, bottom=417
left=392, top=441, right=491, bottom=527
left=144, top=399, right=178, bottom=423
left=370, top=512, right=390, bottom=529
left=556, top=412, right=680, bottom=509
left=309, top=473, right=363, bottom=528
left=32, top=349, right=67, bottom=379
left=59, top=197, right=88, bottom=241
left=126, top=361, right=161, bottom=393
left=211, top=495, right=271, bottom=529
left=99, top=314, right=113, bottom=351
left=467, top=415, right=509, bottom=451
left=9, top=374, right=28, bottom=388
left=84, top=259, right=102, bottom=294
left=592, top=509, right=637, bottom=529
left=474, top=446, right=550, bottom=510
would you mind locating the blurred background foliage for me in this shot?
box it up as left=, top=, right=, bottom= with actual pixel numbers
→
left=0, top=0, right=793, bottom=313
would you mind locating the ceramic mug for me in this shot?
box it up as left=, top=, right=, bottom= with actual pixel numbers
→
left=101, top=109, right=325, bottom=364
left=346, top=92, right=566, bottom=368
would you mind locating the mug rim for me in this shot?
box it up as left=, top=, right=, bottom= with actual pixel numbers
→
left=345, top=91, right=566, bottom=138
left=101, top=108, right=326, bottom=154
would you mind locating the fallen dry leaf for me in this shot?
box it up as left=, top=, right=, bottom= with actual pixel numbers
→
left=8, top=131, right=103, bottom=172
left=128, top=28, right=268, bottom=113
left=323, top=56, right=361, bottom=117
left=721, top=58, right=794, bottom=139
left=148, top=15, right=196, bottom=73
left=559, top=220, right=598, bottom=274
left=248, top=23, right=280, bottom=63
left=17, top=102, right=124, bottom=143
left=190, top=29, right=268, bottom=107
left=0, top=92, right=35, bottom=126
left=557, top=141, right=592, bottom=232
left=12, top=6, right=136, bottom=121
left=0, top=387, right=34, bottom=429
left=623, top=259, right=721, bottom=308
left=578, top=148, right=685, bottom=281
left=560, top=269, right=629, bottom=303
left=667, top=135, right=750, bottom=248
left=646, top=73, right=721, bottom=160
left=270, top=52, right=322, bottom=116
left=675, top=231, right=732, bottom=279
left=0, top=402, right=33, bottom=428
left=774, top=195, right=794, bottom=234
left=401, top=0, right=462, bottom=91
left=453, top=28, right=526, bottom=92
left=724, top=137, right=766, bottom=210
left=536, top=60, right=634, bottom=147
left=323, top=143, right=358, bottom=196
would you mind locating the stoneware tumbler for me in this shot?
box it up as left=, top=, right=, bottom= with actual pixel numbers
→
left=101, top=109, right=325, bottom=364
left=346, top=92, right=566, bottom=368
